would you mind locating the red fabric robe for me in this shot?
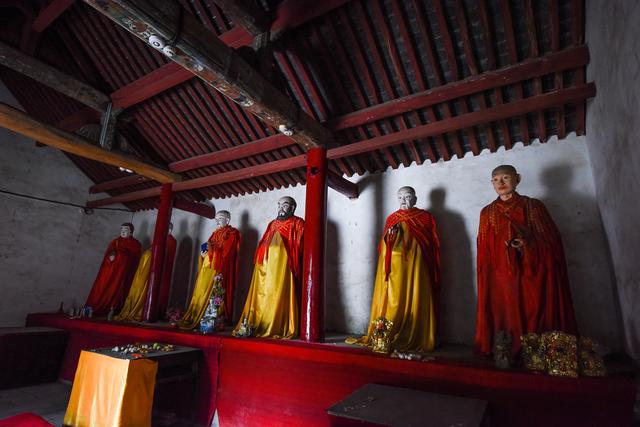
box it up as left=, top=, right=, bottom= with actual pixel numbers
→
left=85, top=236, right=142, bottom=316
left=157, top=234, right=177, bottom=319
left=254, top=216, right=304, bottom=282
left=207, top=225, right=241, bottom=321
left=474, top=193, right=578, bottom=355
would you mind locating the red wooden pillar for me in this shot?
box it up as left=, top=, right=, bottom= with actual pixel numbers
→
left=301, top=147, right=328, bottom=342
left=142, top=183, right=173, bottom=322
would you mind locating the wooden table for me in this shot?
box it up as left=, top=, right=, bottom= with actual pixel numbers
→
left=63, top=345, right=201, bottom=427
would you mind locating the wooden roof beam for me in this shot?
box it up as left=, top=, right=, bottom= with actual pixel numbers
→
left=0, top=102, right=181, bottom=183
left=0, top=41, right=110, bottom=111
left=85, top=84, right=594, bottom=207
left=328, top=46, right=589, bottom=131
left=89, top=174, right=152, bottom=194
left=327, top=83, right=596, bottom=159
left=173, top=199, right=215, bottom=218
left=84, top=0, right=333, bottom=151
left=32, top=0, right=75, bottom=33
left=214, top=0, right=270, bottom=37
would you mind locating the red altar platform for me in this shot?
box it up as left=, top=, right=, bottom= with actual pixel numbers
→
left=26, top=313, right=636, bottom=427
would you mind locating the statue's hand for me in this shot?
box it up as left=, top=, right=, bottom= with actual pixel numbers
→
left=200, top=251, right=207, bottom=258
left=108, top=253, right=116, bottom=262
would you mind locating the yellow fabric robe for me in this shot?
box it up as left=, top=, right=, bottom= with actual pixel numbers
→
left=233, top=233, right=298, bottom=339
left=114, top=249, right=152, bottom=322
left=352, top=222, right=436, bottom=352
left=178, top=254, right=222, bottom=330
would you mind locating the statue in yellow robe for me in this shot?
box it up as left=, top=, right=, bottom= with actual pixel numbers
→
left=179, top=211, right=241, bottom=330
left=115, top=223, right=177, bottom=322
left=347, top=187, right=440, bottom=352
left=233, top=196, right=304, bottom=339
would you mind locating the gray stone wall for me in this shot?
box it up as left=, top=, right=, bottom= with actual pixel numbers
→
left=586, top=0, right=640, bottom=360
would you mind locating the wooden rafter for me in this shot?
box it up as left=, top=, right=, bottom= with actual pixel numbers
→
left=213, top=0, right=269, bottom=37
left=86, top=83, right=595, bottom=207
left=327, top=46, right=589, bottom=131
left=32, top=0, right=75, bottom=33
left=83, top=0, right=333, bottom=151
left=0, top=41, right=109, bottom=111
left=0, top=102, right=181, bottom=183
left=499, top=0, right=530, bottom=145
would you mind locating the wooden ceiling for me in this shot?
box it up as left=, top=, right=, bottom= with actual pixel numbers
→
left=0, top=0, right=592, bottom=211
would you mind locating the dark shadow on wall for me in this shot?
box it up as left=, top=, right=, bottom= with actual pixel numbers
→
left=136, top=220, right=151, bottom=249
left=538, top=164, right=624, bottom=350
left=427, top=188, right=475, bottom=345
left=324, top=218, right=343, bottom=332
left=234, top=210, right=259, bottom=324
left=169, top=219, right=194, bottom=311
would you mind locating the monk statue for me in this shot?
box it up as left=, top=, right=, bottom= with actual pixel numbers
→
left=179, top=211, right=240, bottom=329
left=346, top=186, right=440, bottom=352
left=233, top=197, right=304, bottom=339
left=85, top=223, right=142, bottom=316
left=116, top=222, right=177, bottom=322
left=475, top=165, right=578, bottom=355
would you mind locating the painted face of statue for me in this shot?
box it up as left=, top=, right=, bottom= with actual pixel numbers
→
left=277, top=197, right=296, bottom=220
left=120, top=224, right=132, bottom=238
left=215, top=211, right=231, bottom=228
left=397, top=187, right=417, bottom=210
left=491, top=165, right=521, bottom=200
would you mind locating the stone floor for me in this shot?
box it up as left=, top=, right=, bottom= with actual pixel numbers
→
left=0, top=381, right=70, bottom=425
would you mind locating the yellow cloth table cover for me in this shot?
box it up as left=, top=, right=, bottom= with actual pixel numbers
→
left=63, top=350, right=157, bottom=427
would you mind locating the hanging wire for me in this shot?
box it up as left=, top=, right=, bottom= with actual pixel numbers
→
left=0, top=188, right=131, bottom=213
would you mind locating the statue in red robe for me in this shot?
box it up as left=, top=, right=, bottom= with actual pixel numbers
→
left=157, top=223, right=178, bottom=319
left=85, top=223, right=142, bottom=316
left=233, top=197, right=304, bottom=338
left=475, top=165, right=578, bottom=355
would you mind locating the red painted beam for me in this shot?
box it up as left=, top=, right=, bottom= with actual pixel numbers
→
left=301, top=147, right=327, bottom=342
left=89, top=174, right=152, bottom=194
left=110, top=62, right=193, bottom=109
left=142, top=183, right=173, bottom=322
left=105, top=0, right=350, bottom=111
left=327, top=83, right=596, bottom=160
left=32, top=0, right=75, bottom=33
left=270, top=0, right=351, bottom=31
left=173, top=199, right=215, bottom=218
left=327, top=46, right=589, bottom=131
left=169, top=134, right=295, bottom=172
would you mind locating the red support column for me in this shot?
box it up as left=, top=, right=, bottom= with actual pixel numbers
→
left=301, top=147, right=328, bottom=342
left=141, top=183, right=173, bottom=322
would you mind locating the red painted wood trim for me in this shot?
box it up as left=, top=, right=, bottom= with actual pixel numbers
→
left=301, top=148, right=327, bottom=342
left=327, top=46, right=589, bottom=131
left=142, top=183, right=173, bottom=322
left=89, top=174, right=151, bottom=194
left=169, top=134, right=295, bottom=172
left=32, top=0, right=75, bottom=32
left=327, top=84, right=596, bottom=160
left=270, top=0, right=351, bottom=31
left=110, top=62, right=193, bottom=109
left=173, top=199, right=215, bottom=218
left=327, top=171, right=358, bottom=199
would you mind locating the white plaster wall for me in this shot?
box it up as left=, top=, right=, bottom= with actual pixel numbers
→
left=0, top=82, right=132, bottom=326
left=132, top=136, right=621, bottom=350
left=586, top=1, right=640, bottom=359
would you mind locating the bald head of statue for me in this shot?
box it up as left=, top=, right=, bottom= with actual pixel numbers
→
left=215, top=210, right=231, bottom=228
left=397, top=186, right=417, bottom=210
left=277, top=196, right=296, bottom=220
left=491, top=164, right=521, bottom=200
